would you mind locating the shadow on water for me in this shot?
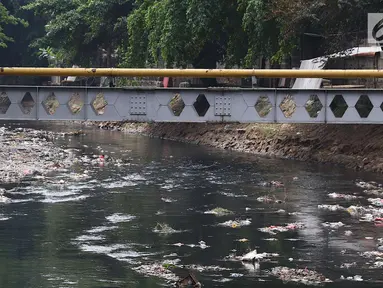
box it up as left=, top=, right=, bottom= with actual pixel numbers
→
left=0, top=121, right=382, bottom=287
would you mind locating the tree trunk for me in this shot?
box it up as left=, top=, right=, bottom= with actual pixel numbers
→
left=106, top=46, right=112, bottom=68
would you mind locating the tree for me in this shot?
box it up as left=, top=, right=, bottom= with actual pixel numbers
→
left=23, top=0, right=134, bottom=67
left=269, top=0, right=383, bottom=59
left=124, top=0, right=247, bottom=69
left=0, top=1, right=27, bottom=48
left=238, top=0, right=280, bottom=66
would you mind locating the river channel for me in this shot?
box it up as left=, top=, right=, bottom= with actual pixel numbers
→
left=0, top=121, right=383, bottom=288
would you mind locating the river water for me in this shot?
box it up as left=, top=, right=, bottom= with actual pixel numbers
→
left=1, top=122, right=383, bottom=287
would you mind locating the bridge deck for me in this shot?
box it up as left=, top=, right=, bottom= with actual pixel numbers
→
left=0, top=86, right=382, bottom=123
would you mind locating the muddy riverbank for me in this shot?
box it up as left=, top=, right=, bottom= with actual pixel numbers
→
left=84, top=121, right=383, bottom=173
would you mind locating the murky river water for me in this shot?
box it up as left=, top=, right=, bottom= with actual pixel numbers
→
left=0, top=122, right=383, bottom=287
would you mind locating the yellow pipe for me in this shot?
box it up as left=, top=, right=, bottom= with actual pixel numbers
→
left=1, top=67, right=383, bottom=78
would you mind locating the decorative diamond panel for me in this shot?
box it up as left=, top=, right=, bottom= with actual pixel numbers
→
left=193, top=94, right=210, bottom=117
left=20, top=92, right=35, bottom=115
left=305, top=95, right=323, bottom=118
left=279, top=94, right=296, bottom=118
left=91, top=93, right=108, bottom=115
left=68, top=93, right=84, bottom=115
left=0, top=92, right=11, bottom=114
left=355, top=95, right=373, bottom=118
left=255, top=96, right=272, bottom=117
left=330, top=95, right=348, bottom=118
left=169, top=94, right=185, bottom=116
left=42, top=92, right=59, bottom=115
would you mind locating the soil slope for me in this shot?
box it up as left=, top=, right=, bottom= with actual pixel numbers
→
left=89, top=122, right=383, bottom=173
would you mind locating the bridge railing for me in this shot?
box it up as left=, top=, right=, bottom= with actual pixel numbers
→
left=0, top=68, right=382, bottom=123
left=0, top=86, right=381, bottom=123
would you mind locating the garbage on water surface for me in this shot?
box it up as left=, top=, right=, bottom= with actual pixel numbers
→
left=176, top=273, right=201, bottom=287
left=340, top=275, right=363, bottom=281
left=340, top=262, right=357, bottom=269
left=153, top=223, right=181, bottom=234
left=259, top=223, right=305, bottom=235
left=328, top=193, right=357, bottom=200
left=346, top=205, right=383, bottom=222
left=259, top=181, right=284, bottom=187
left=356, top=181, right=382, bottom=190
left=239, top=249, right=279, bottom=262
left=269, top=266, right=332, bottom=286
left=368, top=198, right=383, bottom=207
left=318, top=204, right=346, bottom=212
left=204, top=207, right=233, bottom=216
left=344, top=230, right=353, bottom=236
left=321, top=222, right=345, bottom=229
left=132, top=263, right=179, bottom=282
left=257, top=196, right=284, bottom=204
left=218, top=219, right=251, bottom=228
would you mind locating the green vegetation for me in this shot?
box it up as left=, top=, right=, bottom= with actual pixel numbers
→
left=0, top=0, right=383, bottom=72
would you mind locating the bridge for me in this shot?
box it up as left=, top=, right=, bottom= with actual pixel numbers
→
left=1, top=68, right=383, bottom=124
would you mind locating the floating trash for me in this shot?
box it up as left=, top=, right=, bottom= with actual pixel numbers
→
left=237, top=238, right=249, bottom=243
left=133, top=263, right=179, bottom=282
left=340, top=262, right=357, bottom=269
left=328, top=193, right=357, bottom=200
left=161, top=197, right=177, bottom=203
left=75, top=235, right=105, bottom=242
left=153, top=223, right=180, bottom=234
left=204, top=207, right=233, bottom=216
left=186, top=264, right=230, bottom=272
left=269, top=266, right=332, bottom=285
left=86, top=226, right=118, bottom=234
left=259, top=223, right=305, bottom=235
left=318, top=204, right=346, bottom=212
left=257, top=196, right=283, bottom=203
left=106, top=213, right=136, bottom=223
left=344, top=230, right=353, bottom=236
left=356, top=181, right=381, bottom=190
left=226, top=249, right=279, bottom=262
left=322, top=222, right=345, bottom=229
left=173, top=241, right=210, bottom=250
left=360, top=251, right=383, bottom=258
left=218, top=219, right=251, bottom=228
left=259, top=181, right=284, bottom=187
left=368, top=198, right=383, bottom=207
left=176, top=273, right=201, bottom=287
left=340, top=275, right=363, bottom=281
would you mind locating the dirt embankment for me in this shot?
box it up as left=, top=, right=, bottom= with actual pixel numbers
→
left=88, top=121, right=383, bottom=173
